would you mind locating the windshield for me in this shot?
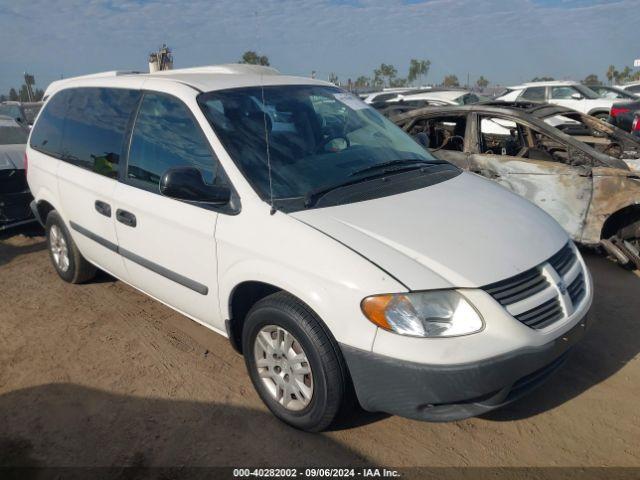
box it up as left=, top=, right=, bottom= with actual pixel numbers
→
left=198, top=85, right=439, bottom=201
left=574, top=84, right=600, bottom=99
left=0, top=126, right=28, bottom=145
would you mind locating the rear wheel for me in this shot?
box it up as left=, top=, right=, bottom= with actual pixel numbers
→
left=45, top=211, right=96, bottom=283
left=242, top=291, right=349, bottom=432
left=592, top=112, right=610, bottom=121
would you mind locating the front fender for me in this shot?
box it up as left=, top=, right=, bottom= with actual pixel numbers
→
left=215, top=207, right=407, bottom=351
left=582, top=169, right=640, bottom=243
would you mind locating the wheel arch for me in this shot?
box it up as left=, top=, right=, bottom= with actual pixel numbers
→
left=226, top=280, right=282, bottom=353
left=601, top=204, right=640, bottom=239
left=35, top=199, right=56, bottom=226
left=224, top=277, right=343, bottom=355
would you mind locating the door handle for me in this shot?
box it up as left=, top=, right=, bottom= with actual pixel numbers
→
left=94, top=200, right=112, bottom=217
left=116, top=209, right=137, bottom=228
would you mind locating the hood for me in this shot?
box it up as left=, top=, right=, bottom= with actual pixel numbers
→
left=0, top=144, right=26, bottom=170
left=291, top=172, right=568, bottom=290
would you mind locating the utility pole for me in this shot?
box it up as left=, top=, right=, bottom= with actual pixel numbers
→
left=23, top=73, right=35, bottom=102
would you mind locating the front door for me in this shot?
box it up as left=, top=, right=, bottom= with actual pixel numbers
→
left=114, top=91, right=224, bottom=329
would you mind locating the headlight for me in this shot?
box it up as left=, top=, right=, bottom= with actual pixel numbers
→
left=361, top=290, right=484, bottom=338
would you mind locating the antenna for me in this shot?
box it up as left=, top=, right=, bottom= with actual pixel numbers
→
left=260, top=75, right=276, bottom=215
left=254, top=8, right=276, bottom=215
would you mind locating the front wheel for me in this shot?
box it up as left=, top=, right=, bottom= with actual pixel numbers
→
left=242, top=292, right=350, bottom=432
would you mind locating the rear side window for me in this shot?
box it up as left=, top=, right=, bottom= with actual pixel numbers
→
left=30, top=90, right=72, bottom=157
left=520, top=87, right=546, bottom=101
left=62, top=88, right=140, bottom=178
left=127, top=92, right=218, bottom=191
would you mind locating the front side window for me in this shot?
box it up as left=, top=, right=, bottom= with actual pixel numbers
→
left=479, top=117, right=526, bottom=156
left=62, top=88, right=140, bottom=178
left=413, top=115, right=466, bottom=151
left=551, top=86, right=582, bottom=100
left=127, top=93, right=218, bottom=191
left=29, top=90, right=72, bottom=157
left=198, top=85, right=439, bottom=202
left=520, top=87, right=546, bottom=101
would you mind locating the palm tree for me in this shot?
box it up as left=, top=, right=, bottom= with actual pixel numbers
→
left=606, top=65, right=618, bottom=85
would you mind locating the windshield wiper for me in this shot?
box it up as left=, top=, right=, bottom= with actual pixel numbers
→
left=304, top=174, right=386, bottom=208
left=349, top=158, right=446, bottom=177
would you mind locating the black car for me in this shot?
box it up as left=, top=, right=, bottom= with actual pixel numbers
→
left=0, top=115, right=34, bottom=230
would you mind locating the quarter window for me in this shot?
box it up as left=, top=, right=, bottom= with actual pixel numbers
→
left=62, top=88, right=140, bottom=178
left=29, top=90, right=72, bottom=158
left=127, top=93, right=218, bottom=191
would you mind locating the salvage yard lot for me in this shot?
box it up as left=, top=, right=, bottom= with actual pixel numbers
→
left=1, top=227, right=639, bottom=469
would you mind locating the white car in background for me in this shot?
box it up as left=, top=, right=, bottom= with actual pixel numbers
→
left=496, top=81, right=615, bottom=119
left=389, top=89, right=484, bottom=106
left=362, top=87, right=419, bottom=104
left=617, top=81, right=640, bottom=96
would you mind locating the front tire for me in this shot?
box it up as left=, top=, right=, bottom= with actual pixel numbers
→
left=242, top=292, right=349, bottom=432
left=45, top=211, right=96, bottom=283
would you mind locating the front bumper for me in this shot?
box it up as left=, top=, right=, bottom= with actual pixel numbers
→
left=341, top=312, right=589, bottom=422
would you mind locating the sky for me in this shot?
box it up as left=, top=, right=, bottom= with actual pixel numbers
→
left=1, top=0, right=639, bottom=94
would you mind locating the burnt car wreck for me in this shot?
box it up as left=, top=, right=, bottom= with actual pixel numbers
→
left=389, top=104, right=640, bottom=269
left=0, top=115, right=34, bottom=231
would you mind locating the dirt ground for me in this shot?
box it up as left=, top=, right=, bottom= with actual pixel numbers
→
left=1, top=225, right=639, bottom=474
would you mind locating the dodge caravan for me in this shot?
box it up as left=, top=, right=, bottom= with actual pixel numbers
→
left=27, top=65, right=592, bottom=431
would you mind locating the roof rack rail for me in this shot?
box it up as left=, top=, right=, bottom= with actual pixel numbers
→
left=151, top=64, right=281, bottom=76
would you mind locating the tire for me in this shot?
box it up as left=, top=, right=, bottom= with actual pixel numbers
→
left=45, top=211, right=96, bottom=284
left=242, top=291, right=349, bottom=432
left=592, top=112, right=609, bottom=121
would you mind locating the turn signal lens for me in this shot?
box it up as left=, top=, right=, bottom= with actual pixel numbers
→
left=361, top=294, right=394, bottom=329
left=361, top=290, right=484, bottom=338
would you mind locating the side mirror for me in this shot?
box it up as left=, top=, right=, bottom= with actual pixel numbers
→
left=160, top=167, right=230, bottom=205
left=571, top=93, right=583, bottom=100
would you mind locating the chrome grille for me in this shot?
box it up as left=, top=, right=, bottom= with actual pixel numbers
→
left=548, top=243, right=576, bottom=276
left=483, top=268, right=549, bottom=306
left=515, top=297, right=564, bottom=329
left=568, top=272, right=586, bottom=306
left=483, top=242, right=586, bottom=330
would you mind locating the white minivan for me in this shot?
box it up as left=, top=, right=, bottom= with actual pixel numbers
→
left=27, top=65, right=592, bottom=431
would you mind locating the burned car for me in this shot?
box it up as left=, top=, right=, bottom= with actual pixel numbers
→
left=479, top=101, right=640, bottom=171
left=0, top=115, right=34, bottom=230
left=390, top=104, right=640, bottom=269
